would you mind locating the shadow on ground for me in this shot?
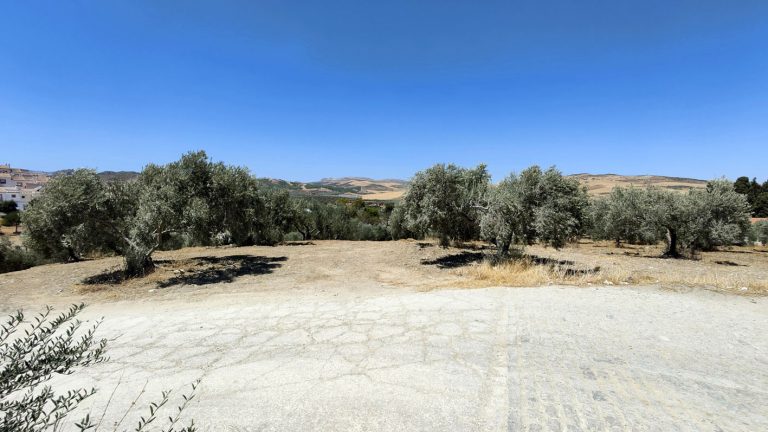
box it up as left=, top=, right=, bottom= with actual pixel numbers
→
left=82, top=255, right=287, bottom=288
left=714, top=260, right=746, bottom=267
left=421, top=252, right=485, bottom=269
left=284, top=241, right=315, bottom=246
left=156, top=255, right=286, bottom=288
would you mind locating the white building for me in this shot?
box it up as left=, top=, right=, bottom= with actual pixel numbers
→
left=0, top=186, right=39, bottom=211
left=0, top=172, right=17, bottom=188
left=0, top=165, right=48, bottom=210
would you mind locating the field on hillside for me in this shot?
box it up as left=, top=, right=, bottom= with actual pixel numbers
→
left=570, top=174, right=708, bottom=196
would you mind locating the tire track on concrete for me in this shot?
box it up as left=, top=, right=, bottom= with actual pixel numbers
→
left=479, top=290, right=511, bottom=431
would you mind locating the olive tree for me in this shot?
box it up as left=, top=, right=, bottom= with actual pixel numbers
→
left=400, top=163, right=490, bottom=246
left=606, top=180, right=750, bottom=257
left=23, top=170, right=117, bottom=262
left=589, top=187, right=663, bottom=246
left=24, top=151, right=268, bottom=276
left=108, top=151, right=267, bottom=275
left=481, top=166, right=588, bottom=255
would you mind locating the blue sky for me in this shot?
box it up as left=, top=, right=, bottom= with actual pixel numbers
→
left=1, top=1, right=767, bottom=182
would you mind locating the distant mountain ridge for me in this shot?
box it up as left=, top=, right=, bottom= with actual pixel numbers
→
left=40, top=168, right=709, bottom=200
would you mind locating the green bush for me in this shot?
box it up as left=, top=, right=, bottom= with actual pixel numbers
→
left=0, top=238, right=40, bottom=274
left=751, top=221, right=768, bottom=244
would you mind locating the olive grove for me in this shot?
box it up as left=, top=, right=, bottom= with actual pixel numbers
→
left=590, top=179, right=751, bottom=257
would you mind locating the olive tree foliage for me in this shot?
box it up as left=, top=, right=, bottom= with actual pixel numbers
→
left=400, top=164, right=490, bottom=246
left=254, top=189, right=295, bottom=245
left=24, top=151, right=268, bottom=276
left=748, top=221, right=768, bottom=245
left=592, top=180, right=750, bottom=257
left=588, top=187, right=664, bottom=246
left=23, top=170, right=118, bottom=262
left=0, top=237, right=40, bottom=274
left=1, top=304, right=107, bottom=431
left=1, top=305, right=199, bottom=432
left=387, top=203, right=422, bottom=240
left=480, top=166, right=588, bottom=255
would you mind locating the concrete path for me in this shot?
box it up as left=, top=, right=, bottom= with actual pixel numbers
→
left=55, top=286, right=767, bottom=431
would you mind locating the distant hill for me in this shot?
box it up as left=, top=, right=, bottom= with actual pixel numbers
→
left=258, top=177, right=408, bottom=201
left=96, top=171, right=140, bottom=182
left=50, top=169, right=140, bottom=182
left=36, top=167, right=711, bottom=201
left=568, top=174, right=708, bottom=196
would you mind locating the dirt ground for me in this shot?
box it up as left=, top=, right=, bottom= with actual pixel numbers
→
left=471, top=240, right=768, bottom=295
left=0, top=240, right=466, bottom=311
left=1, top=240, right=766, bottom=312
left=0, top=225, right=22, bottom=245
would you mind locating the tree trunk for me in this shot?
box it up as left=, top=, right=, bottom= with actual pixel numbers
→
left=664, top=228, right=679, bottom=257
left=124, top=247, right=155, bottom=277
left=66, top=246, right=81, bottom=263
left=497, top=233, right=513, bottom=257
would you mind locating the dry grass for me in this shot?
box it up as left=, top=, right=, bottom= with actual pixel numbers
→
left=455, top=256, right=655, bottom=287
left=453, top=241, right=768, bottom=295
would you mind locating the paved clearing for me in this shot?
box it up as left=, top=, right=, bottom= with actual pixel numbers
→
left=1, top=241, right=766, bottom=430
left=42, top=286, right=764, bottom=431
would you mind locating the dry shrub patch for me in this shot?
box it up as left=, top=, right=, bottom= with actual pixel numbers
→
left=453, top=241, right=768, bottom=295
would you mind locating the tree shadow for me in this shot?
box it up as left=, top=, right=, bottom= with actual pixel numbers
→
left=284, top=241, right=315, bottom=246
left=714, top=260, right=746, bottom=267
left=82, top=255, right=286, bottom=288
left=421, top=251, right=485, bottom=269
left=156, top=255, right=286, bottom=288
left=527, top=255, right=576, bottom=267
left=81, top=268, right=126, bottom=285
left=454, top=242, right=495, bottom=251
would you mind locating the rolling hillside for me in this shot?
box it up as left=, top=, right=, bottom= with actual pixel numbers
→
left=569, top=174, right=708, bottom=196
left=40, top=168, right=710, bottom=201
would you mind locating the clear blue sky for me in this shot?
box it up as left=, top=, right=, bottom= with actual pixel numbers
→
left=1, top=1, right=767, bottom=182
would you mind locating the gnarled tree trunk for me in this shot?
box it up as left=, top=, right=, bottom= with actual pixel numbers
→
left=664, top=227, right=680, bottom=258
left=123, top=241, right=156, bottom=277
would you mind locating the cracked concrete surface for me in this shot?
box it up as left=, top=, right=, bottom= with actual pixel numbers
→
left=43, top=286, right=768, bottom=431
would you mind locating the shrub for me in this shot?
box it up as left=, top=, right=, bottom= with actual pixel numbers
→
left=0, top=238, right=40, bottom=274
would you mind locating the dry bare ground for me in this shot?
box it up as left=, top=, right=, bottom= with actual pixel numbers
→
left=1, top=240, right=766, bottom=312
left=0, top=225, right=23, bottom=245
left=0, top=241, right=466, bottom=311
left=456, top=240, right=768, bottom=295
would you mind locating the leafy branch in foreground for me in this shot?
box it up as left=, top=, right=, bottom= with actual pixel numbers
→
left=1, top=305, right=200, bottom=432
left=0, top=304, right=107, bottom=432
